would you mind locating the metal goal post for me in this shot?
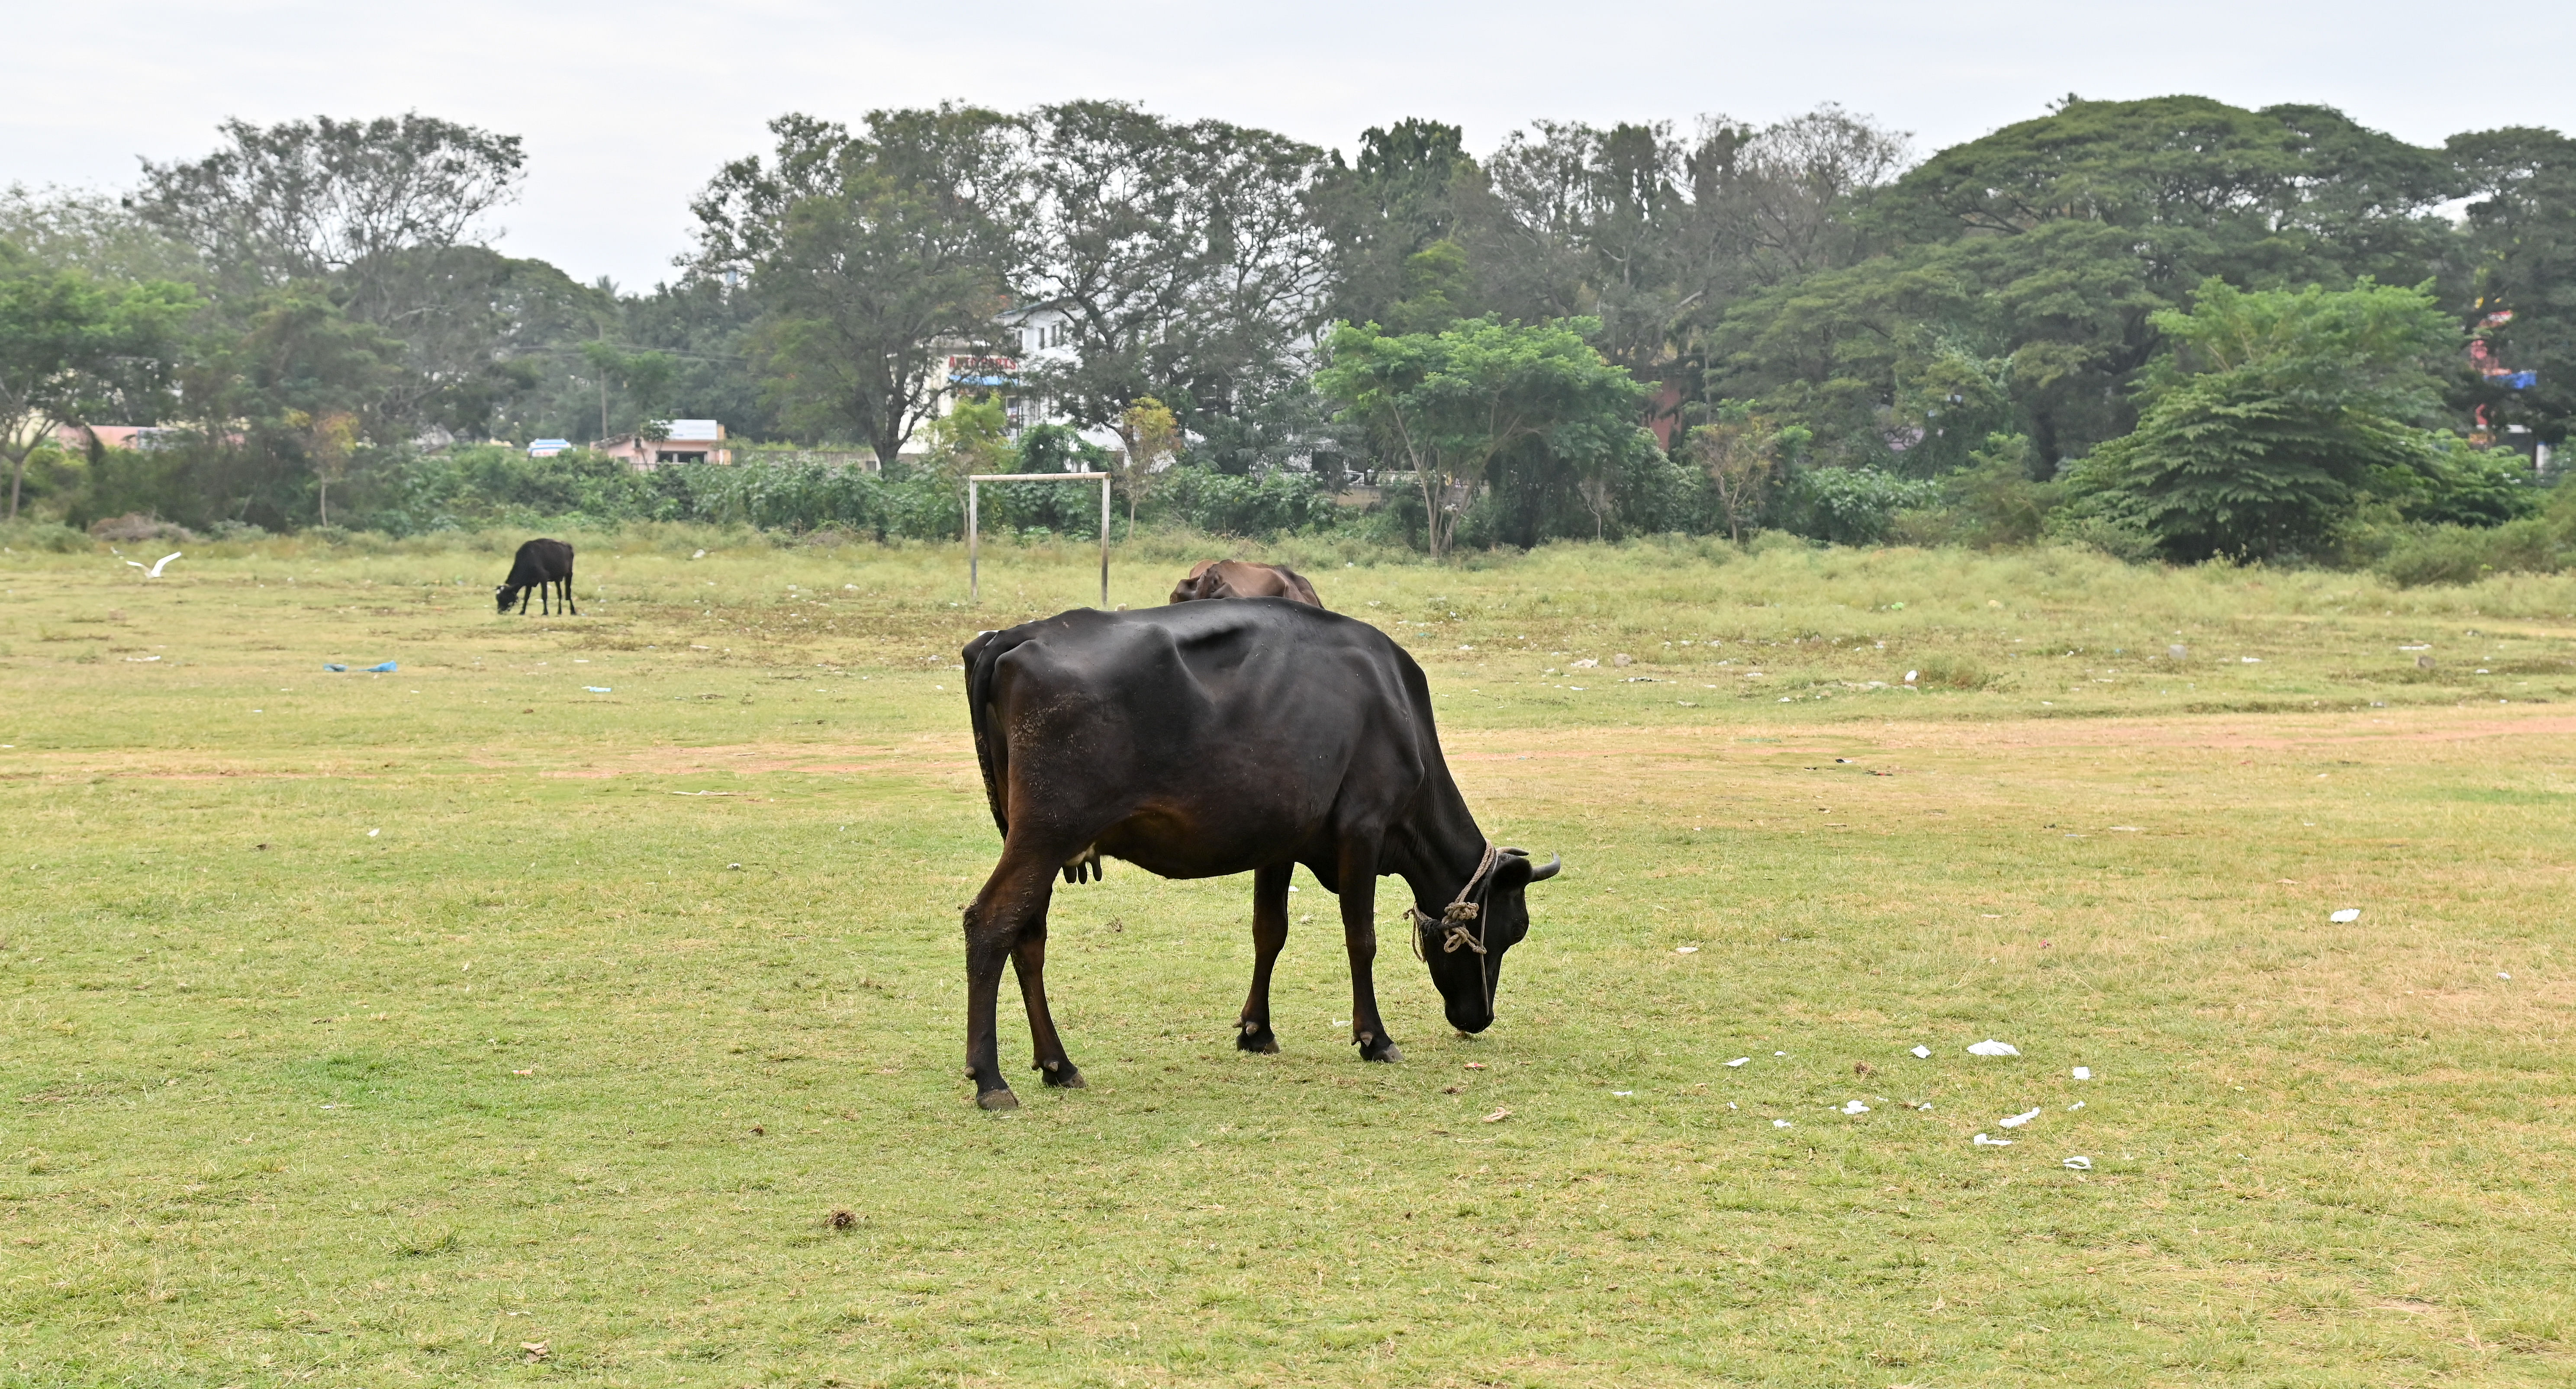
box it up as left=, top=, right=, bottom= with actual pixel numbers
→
left=966, top=470, right=1112, bottom=608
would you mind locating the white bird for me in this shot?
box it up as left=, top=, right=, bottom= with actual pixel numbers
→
left=145, top=552, right=180, bottom=577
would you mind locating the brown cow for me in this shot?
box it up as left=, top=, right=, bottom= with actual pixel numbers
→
left=1167, top=559, right=1324, bottom=608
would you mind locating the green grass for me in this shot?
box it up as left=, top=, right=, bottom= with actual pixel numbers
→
left=3, top=534, right=2573, bottom=1385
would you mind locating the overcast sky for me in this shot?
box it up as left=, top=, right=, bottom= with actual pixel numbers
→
left=11, top=1, right=2570, bottom=289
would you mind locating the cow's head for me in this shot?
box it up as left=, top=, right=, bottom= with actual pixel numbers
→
left=1420, top=848, right=1560, bottom=1034
left=493, top=583, right=518, bottom=613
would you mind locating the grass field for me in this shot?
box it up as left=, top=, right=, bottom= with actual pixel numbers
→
left=4, top=530, right=2574, bottom=1386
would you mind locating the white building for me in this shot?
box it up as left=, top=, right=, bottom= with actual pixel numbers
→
left=897, top=306, right=1125, bottom=464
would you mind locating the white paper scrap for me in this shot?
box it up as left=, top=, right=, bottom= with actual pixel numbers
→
left=1973, top=1133, right=2012, bottom=1146
left=2063, top=1156, right=2093, bottom=1171
left=1910, top=1045, right=1932, bottom=1058
left=2071, top=1066, right=2091, bottom=1080
left=1997, top=1107, right=2042, bottom=1129
left=1967, top=1039, right=2021, bottom=1057
left=2330, top=908, right=2360, bottom=923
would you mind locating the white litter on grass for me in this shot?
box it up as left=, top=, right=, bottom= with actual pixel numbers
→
left=1910, top=1045, right=1932, bottom=1058
left=2499, top=972, right=2512, bottom=981
left=2241, top=656, right=2262, bottom=663
left=1973, top=1133, right=2012, bottom=1146
left=1773, top=1119, right=1792, bottom=1129
left=1674, top=945, right=1700, bottom=954
left=1905, top=670, right=1918, bottom=682
left=1998, top=1107, right=2042, bottom=1129
left=584, top=686, right=612, bottom=693
left=2072, top=1066, right=2091, bottom=1080
left=2330, top=908, right=2361, bottom=923
left=367, top=829, right=380, bottom=837
left=2067, top=1101, right=2084, bottom=1111
left=1612, top=1090, right=1635, bottom=1096
left=2063, top=1156, right=2093, bottom=1171
left=1726, top=1057, right=1749, bottom=1068
left=1774, top=1051, right=1787, bottom=1057
left=1967, top=1039, right=2021, bottom=1057
left=1842, top=1100, right=1869, bottom=1115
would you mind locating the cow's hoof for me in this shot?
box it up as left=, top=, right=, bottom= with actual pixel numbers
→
left=1038, top=1060, right=1086, bottom=1089
left=976, top=1087, right=1021, bottom=1111
left=1236, top=1026, right=1280, bottom=1054
left=1355, top=1032, right=1403, bottom=1064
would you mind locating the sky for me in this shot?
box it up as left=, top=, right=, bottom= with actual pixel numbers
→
left=10, top=1, right=2570, bottom=290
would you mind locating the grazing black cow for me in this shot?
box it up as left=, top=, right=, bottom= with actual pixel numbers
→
left=1166, top=559, right=1325, bottom=608
left=959, top=599, right=1559, bottom=1110
left=496, top=538, right=577, bottom=615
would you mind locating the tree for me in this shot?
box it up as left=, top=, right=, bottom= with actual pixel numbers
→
left=697, top=107, right=1022, bottom=464
left=1112, top=397, right=1181, bottom=537
left=1684, top=408, right=1798, bottom=541
left=132, top=113, right=564, bottom=440
left=1018, top=102, right=1332, bottom=443
left=1316, top=317, right=1649, bottom=557
left=133, top=113, right=525, bottom=296
left=577, top=339, right=677, bottom=440
left=1713, top=96, right=2463, bottom=472
left=0, top=248, right=195, bottom=518
left=1453, top=109, right=1910, bottom=384
left=917, top=395, right=1013, bottom=486
left=1310, top=119, right=1476, bottom=328
left=2062, top=277, right=2461, bottom=559
left=290, top=408, right=359, bottom=525
left=2447, top=126, right=2576, bottom=445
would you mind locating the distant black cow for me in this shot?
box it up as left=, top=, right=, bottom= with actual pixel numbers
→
left=496, top=539, right=578, bottom=615
left=958, top=599, right=1559, bottom=1110
left=1167, top=559, right=1324, bottom=608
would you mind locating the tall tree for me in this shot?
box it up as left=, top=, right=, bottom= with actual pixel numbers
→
left=0, top=246, right=196, bottom=518
left=133, top=113, right=545, bottom=440
left=1712, top=96, right=2461, bottom=471
left=2062, top=277, right=2462, bottom=558
left=1453, top=108, right=1909, bottom=413
left=132, top=114, right=525, bottom=296
left=1316, top=317, right=1650, bottom=557
left=1017, top=102, right=1332, bottom=442
left=1310, top=119, right=1476, bottom=328
left=2447, top=126, right=2576, bottom=445
left=693, top=107, right=1021, bottom=464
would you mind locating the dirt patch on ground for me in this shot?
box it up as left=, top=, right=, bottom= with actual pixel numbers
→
left=1446, top=705, right=2576, bottom=762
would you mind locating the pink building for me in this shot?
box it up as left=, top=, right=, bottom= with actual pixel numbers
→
left=592, top=420, right=731, bottom=469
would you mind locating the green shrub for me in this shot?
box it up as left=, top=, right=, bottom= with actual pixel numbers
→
left=0, top=520, right=92, bottom=553
left=1914, top=653, right=1993, bottom=689
left=1788, top=467, right=1940, bottom=545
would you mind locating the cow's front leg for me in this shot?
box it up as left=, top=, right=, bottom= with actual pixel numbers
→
left=1336, top=842, right=1401, bottom=1063
left=1236, top=863, right=1291, bottom=1053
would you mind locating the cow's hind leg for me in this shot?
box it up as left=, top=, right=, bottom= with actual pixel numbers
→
left=1235, top=863, right=1291, bottom=1053
left=962, top=845, right=1065, bottom=1109
left=1335, top=838, right=1401, bottom=1062
left=1012, top=911, right=1082, bottom=1089
left=561, top=576, right=579, bottom=615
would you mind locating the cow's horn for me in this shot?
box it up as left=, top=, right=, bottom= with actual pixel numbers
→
left=1526, top=854, right=1562, bottom=881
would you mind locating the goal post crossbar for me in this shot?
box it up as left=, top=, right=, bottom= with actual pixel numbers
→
left=965, top=470, right=1112, bottom=608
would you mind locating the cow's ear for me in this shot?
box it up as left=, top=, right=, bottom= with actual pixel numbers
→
left=1493, top=854, right=1533, bottom=890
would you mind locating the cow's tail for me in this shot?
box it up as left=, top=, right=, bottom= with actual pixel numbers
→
left=961, top=627, right=1021, bottom=839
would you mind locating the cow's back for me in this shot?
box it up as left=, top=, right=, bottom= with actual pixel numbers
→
left=965, top=602, right=1431, bottom=853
